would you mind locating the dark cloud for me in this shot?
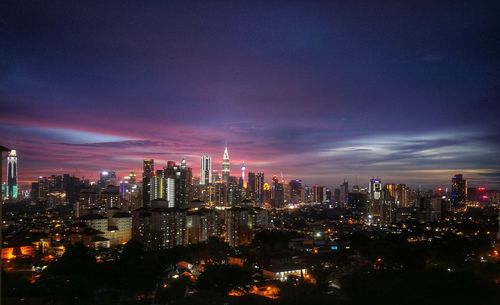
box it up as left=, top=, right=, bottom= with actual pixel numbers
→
left=0, top=1, right=499, bottom=188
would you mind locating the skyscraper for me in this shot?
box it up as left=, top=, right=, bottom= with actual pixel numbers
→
left=340, top=181, right=349, bottom=207
left=271, top=176, right=284, bottom=208
left=142, top=159, right=154, bottom=207
left=6, top=150, right=17, bottom=199
left=396, top=184, right=409, bottom=207
left=289, top=179, right=302, bottom=204
left=222, top=146, right=230, bottom=183
left=241, top=161, right=246, bottom=187
left=368, top=177, right=387, bottom=224
left=200, top=155, right=212, bottom=185
left=151, top=170, right=164, bottom=201
left=99, top=170, right=117, bottom=188
left=451, top=174, right=467, bottom=207
left=312, top=185, right=324, bottom=203
left=255, top=172, right=265, bottom=204
left=164, top=160, right=192, bottom=209
left=369, top=178, right=382, bottom=200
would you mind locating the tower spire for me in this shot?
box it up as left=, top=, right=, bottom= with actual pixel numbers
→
left=222, top=146, right=230, bottom=183
left=241, top=161, right=246, bottom=187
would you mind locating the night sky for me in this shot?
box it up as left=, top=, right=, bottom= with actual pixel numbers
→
left=1, top=1, right=500, bottom=189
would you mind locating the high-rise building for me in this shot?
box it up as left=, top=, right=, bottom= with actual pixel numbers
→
left=120, top=172, right=140, bottom=206
left=348, top=192, right=369, bottom=211
left=241, top=161, right=246, bottom=187
left=151, top=170, right=164, bottom=201
left=164, top=160, right=192, bottom=209
left=304, top=185, right=312, bottom=203
left=340, top=181, right=349, bottom=207
left=255, top=172, right=265, bottom=204
left=271, top=176, right=285, bottom=208
left=289, top=179, right=302, bottom=204
left=451, top=174, right=467, bottom=207
left=369, top=178, right=382, bottom=200
left=165, top=177, right=175, bottom=207
left=225, top=206, right=268, bottom=247
left=263, top=182, right=271, bottom=204
left=324, top=188, right=332, bottom=204
left=222, top=146, right=230, bottom=183
left=129, top=171, right=137, bottom=184
left=247, top=172, right=256, bottom=198
left=200, top=155, right=212, bottom=185
left=133, top=199, right=188, bottom=250
left=99, top=170, right=117, bottom=188
left=142, top=159, right=154, bottom=207
left=396, top=184, right=409, bottom=207
left=225, top=207, right=251, bottom=247
left=312, top=185, right=324, bottom=203
left=151, top=207, right=188, bottom=249
left=368, top=177, right=385, bottom=223
left=333, top=188, right=340, bottom=205
left=228, top=177, right=242, bottom=205
left=186, top=208, right=221, bottom=244
left=6, top=150, right=17, bottom=199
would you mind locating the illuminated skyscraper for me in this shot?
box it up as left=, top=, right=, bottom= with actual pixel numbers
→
left=99, top=170, right=117, bottom=188
left=369, top=178, right=382, bottom=200
left=129, top=171, right=137, bottom=184
left=241, top=161, right=246, bottom=187
left=451, top=174, right=467, bottom=207
left=164, top=160, right=192, bottom=209
left=151, top=170, right=164, bottom=201
left=384, top=183, right=397, bottom=199
left=228, top=177, right=242, bottom=205
left=255, top=172, right=265, bottom=204
left=181, top=158, right=187, bottom=170
left=368, top=177, right=390, bottom=224
left=222, top=146, right=230, bottom=183
left=200, top=155, right=212, bottom=185
left=6, top=150, right=17, bottom=199
left=396, top=184, right=409, bottom=207
left=142, top=159, right=154, bottom=207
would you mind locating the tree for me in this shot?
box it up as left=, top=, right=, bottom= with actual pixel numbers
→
left=39, top=243, right=97, bottom=305
left=197, top=265, right=252, bottom=294
left=118, top=240, right=163, bottom=295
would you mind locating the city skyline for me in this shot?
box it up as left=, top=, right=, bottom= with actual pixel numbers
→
left=1, top=1, right=500, bottom=188
left=2, top=2, right=499, bottom=305
left=2, top=145, right=496, bottom=191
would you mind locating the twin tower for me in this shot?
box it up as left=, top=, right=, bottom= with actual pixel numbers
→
left=200, top=146, right=245, bottom=186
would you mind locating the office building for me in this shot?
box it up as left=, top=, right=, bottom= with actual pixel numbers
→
left=6, top=150, right=17, bottom=199
left=222, top=146, right=230, bottom=183
left=451, top=174, right=467, bottom=207
left=200, top=155, right=212, bottom=185
left=142, top=159, right=154, bottom=207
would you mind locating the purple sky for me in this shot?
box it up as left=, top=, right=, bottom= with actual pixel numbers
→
left=1, top=1, right=500, bottom=189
